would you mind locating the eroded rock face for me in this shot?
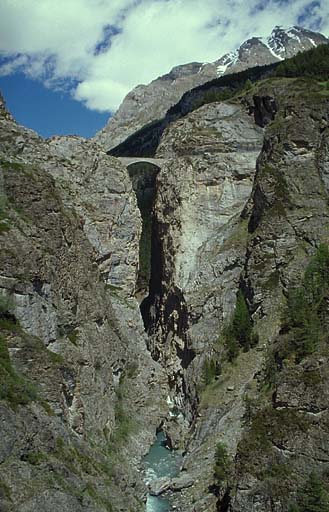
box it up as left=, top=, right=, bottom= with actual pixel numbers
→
left=94, top=26, right=327, bottom=152
left=1, top=54, right=329, bottom=512
left=139, top=101, right=264, bottom=453
left=0, top=96, right=168, bottom=511
left=228, top=84, right=329, bottom=512
left=124, top=75, right=329, bottom=511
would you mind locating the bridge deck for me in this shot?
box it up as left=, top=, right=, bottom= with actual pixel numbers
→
left=118, top=157, right=166, bottom=167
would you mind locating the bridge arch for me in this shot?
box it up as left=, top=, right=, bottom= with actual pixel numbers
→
left=118, top=157, right=166, bottom=169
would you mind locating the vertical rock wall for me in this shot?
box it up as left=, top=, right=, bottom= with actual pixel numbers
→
left=0, top=99, right=169, bottom=512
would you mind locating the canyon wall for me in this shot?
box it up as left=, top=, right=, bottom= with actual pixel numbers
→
left=1, top=50, right=329, bottom=512
left=0, top=94, right=169, bottom=512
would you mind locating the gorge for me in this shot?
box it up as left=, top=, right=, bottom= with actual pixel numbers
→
left=1, top=29, right=329, bottom=512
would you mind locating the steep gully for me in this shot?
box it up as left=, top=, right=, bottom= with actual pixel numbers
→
left=127, top=160, right=195, bottom=510
left=123, top=94, right=278, bottom=509
left=128, top=161, right=195, bottom=372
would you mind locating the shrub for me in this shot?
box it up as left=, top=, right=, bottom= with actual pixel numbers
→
left=24, top=451, right=48, bottom=465
left=263, top=245, right=329, bottom=388
left=244, top=79, right=252, bottom=90
left=0, top=194, right=10, bottom=234
left=223, top=289, right=256, bottom=361
left=67, top=328, right=79, bottom=346
left=213, top=442, right=230, bottom=484
left=223, top=323, right=239, bottom=362
left=202, top=357, right=220, bottom=385
left=0, top=294, right=13, bottom=316
left=232, top=291, right=252, bottom=348
left=0, top=334, right=37, bottom=409
left=289, top=472, right=329, bottom=512
left=282, top=244, right=329, bottom=361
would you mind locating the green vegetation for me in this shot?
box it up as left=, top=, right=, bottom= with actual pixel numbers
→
left=232, top=291, right=252, bottom=346
left=200, top=289, right=258, bottom=389
left=110, top=43, right=329, bottom=159
left=223, top=290, right=258, bottom=361
left=264, top=244, right=329, bottom=387
left=84, top=482, right=113, bottom=512
left=0, top=334, right=37, bottom=409
left=213, top=442, right=231, bottom=485
left=0, top=480, right=11, bottom=500
left=67, top=328, right=80, bottom=346
left=0, top=294, right=13, bottom=316
left=185, top=44, right=329, bottom=119
left=192, top=87, right=239, bottom=110
left=125, top=361, right=139, bottom=379
left=41, top=437, right=114, bottom=511
left=191, top=75, right=260, bottom=111
left=237, top=407, right=310, bottom=475
left=275, top=44, right=329, bottom=80
left=54, top=437, right=100, bottom=476
left=107, top=373, right=138, bottom=452
left=46, top=349, right=64, bottom=364
left=0, top=159, right=36, bottom=181
left=281, top=244, right=329, bottom=362
left=0, top=316, right=19, bottom=331
left=0, top=160, right=28, bottom=172
left=105, top=284, right=123, bottom=293
left=289, top=472, right=329, bottom=512
left=110, top=395, right=134, bottom=447
left=244, top=78, right=252, bottom=90
left=0, top=305, right=63, bottom=409
left=24, top=451, right=48, bottom=465
left=202, top=357, right=220, bottom=385
left=187, top=45, right=329, bottom=117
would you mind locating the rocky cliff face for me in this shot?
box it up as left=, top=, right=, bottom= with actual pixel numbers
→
left=94, top=26, right=328, bottom=151
left=142, top=76, right=329, bottom=511
left=0, top=96, right=169, bottom=512
left=1, top=43, right=329, bottom=512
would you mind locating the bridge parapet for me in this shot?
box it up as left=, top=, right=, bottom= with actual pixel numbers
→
left=118, top=157, right=166, bottom=168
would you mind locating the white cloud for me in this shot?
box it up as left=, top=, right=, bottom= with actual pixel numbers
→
left=0, top=0, right=328, bottom=112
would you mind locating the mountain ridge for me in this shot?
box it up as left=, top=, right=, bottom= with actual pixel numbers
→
left=94, top=25, right=328, bottom=151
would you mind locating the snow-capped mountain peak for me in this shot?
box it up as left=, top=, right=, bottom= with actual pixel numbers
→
left=94, top=25, right=329, bottom=151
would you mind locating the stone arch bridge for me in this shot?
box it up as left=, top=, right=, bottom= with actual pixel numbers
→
left=118, top=157, right=166, bottom=168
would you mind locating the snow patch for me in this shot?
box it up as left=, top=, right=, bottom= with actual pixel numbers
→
left=216, top=51, right=239, bottom=76
left=287, top=27, right=301, bottom=43
left=217, top=64, right=228, bottom=75
left=260, top=37, right=284, bottom=61
left=199, top=62, right=208, bottom=72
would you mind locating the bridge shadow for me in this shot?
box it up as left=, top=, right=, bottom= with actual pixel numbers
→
left=126, top=161, right=161, bottom=300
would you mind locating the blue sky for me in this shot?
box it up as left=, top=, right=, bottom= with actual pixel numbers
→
left=0, top=73, right=109, bottom=138
left=0, top=0, right=328, bottom=139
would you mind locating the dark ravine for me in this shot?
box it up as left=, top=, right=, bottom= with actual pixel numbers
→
left=127, top=161, right=160, bottom=297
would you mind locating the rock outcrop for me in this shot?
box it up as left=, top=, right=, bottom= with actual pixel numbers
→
left=94, top=26, right=328, bottom=151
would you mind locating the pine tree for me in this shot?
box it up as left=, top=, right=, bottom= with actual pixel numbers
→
left=298, top=473, right=329, bottom=512
left=232, top=291, right=252, bottom=348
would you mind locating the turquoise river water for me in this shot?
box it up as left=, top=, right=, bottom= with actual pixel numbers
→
left=144, top=431, right=182, bottom=512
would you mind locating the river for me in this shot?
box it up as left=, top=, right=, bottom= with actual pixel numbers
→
left=144, top=431, right=182, bottom=512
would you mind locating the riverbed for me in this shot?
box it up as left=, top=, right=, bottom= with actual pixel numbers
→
left=144, top=431, right=182, bottom=512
